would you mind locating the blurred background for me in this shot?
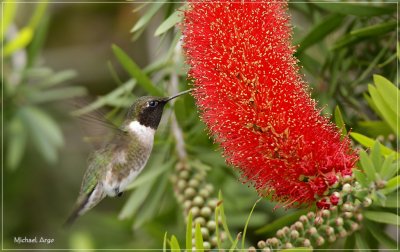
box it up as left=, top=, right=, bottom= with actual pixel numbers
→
left=2, top=1, right=397, bottom=250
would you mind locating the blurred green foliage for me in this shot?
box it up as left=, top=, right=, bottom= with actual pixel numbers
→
left=2, top=1, right=398, bottom=251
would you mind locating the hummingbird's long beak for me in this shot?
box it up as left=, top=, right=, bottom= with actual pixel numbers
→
left=165, top=89, right=193, bottom=102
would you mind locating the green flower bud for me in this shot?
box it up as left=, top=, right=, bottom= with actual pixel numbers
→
left=207, top=220, right=216, bottom=231
left=177, top=179, right=187, bottom=190
left=210, top=236, right=218, bottom=247
left=356, top=213, right=363, bottom=222
left=328, top=235, right=336, bottom=243
left=188, top=179, right=200, bottom=188
left=326, top=227, right=335, bottom=236
left=248, top=246, right=257, bottom=252
left=257, top=240, right=266, bottom=249
left=262, top=248, right=271, bottom=252
left=193, top=196, right=205, bottom=206
left=351, top=222, right=359, bottom=231
left=190, top=206, right=200, bottom=217
left=303, top=239, right=311, bottom=247
left=294, top=221, right=304, bottom=231
left=335, top=217, right=344, bottom=226
left=205, top=184, right=214, bottom=193
left=342, top=202, right=353, bottom=212
left=284, top=242, right=293, bottom=249
left=343, top=212, right=353, bottom=219
left=276, top=229, right=285, bottom=238
left=308, top=227, right=317, bottom=235
left=184, top=187, right=196, bottom=199
left=363, top=197, right=372, bottom=207
left=316, top=236, right=325, bottom=246
left=208, top=199, right=219, bottom=209
left=314, top=216, right=324, bottom=226
left=307, top=212, right=315, bottom=220
left=183, top=200, right=192, bottom=210
left=337, top=227, right=347, bottom=238
left=299, top=215, right=308, bottom=223
left=342, top=183, right=352, bottom=193
left=321, top=209, right=330, bottom=218
left=203, top=241, right=211, bottom=250
left=200, top=206, right=212, bottom=217
left=179, top=170, right=189, bottom=179
left=194, top=217, right=206, bottom=226
left=201, top=227, right=210, bottom=239
left=290, top=230, right=299, bottom=239
left=199, top=188, right=210, bottom=198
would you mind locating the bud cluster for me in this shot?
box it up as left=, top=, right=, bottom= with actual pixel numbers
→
left=251, top=178, right=367, bottom=251
left=171, top=161, right=222, bottom=250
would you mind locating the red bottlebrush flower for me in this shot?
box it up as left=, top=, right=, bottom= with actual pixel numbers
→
left=181, top=0, right=358, bottom=206
left=316, top=199, right=331, bottom=210
left=330, top=194, right=340, bottom=206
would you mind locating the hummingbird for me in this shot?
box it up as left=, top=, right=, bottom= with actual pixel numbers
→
left=65, top=89, right=191, bottom=226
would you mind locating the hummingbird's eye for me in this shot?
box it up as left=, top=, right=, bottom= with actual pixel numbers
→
left=148, top=100, right=158, bottom=107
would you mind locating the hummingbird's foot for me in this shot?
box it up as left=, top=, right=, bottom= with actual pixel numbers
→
left=118, top=192, right=123, bottom=197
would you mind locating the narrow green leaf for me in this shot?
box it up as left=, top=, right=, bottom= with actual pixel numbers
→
left=379, top=176, right=399, bottom=195
left=214, top=203, right=221, bottom=248
left=367, top=221, right=398, bottom=249
left=355, top=233, right=370, bottom=251
left=334, top=106, right=347, bottom=136
left=368, top=84, right=398, bottom=134
left=353, top=170, right=370, bottom=188
left=3, top=27, right=33, bottom=57
left=357, top=121, right=392, bottom=138
left=374, top=75, right=399, bottom=118
left=255, top=208, right=311, bottom=234
left=351, top=21, right=396, bottom=38
left=170, top=235, right=181, bottom=251
left=186, top=211, right=193, bottom=252
left=27, top=15, right=49, bottom=68
left=380, top=154, right=396, bottom=180
left=6, top=114, right=27, bottom=170
left=344, top=233, right=355, bottom=251
left=36, top=69, right=77, bottom=88
left=1, top=1, right=18, bottom=41
left=155, top=10, right=182, bottom=36
left=296, top=14, right=344, bottom=54
left=20, top=107, right=63, bottom=164
left=229, top=233, right=240, bottom=252
left=364, top=211, right=399, bottom=226
left=27, top=2, right=49, bottom=30
left=373, top=193, right=398, bottom=208
left=359, top=150, right=377, bottom=181
left=131, top=2, right=165, bottom=33
left=118, top=180, right=153, bottom=219
left=112, top=44, right=163, bottom=96
left=350, top=133, right=398, bottom=157
left=218, top=191, right=234, bottom=243
left=313, top=3, right=395, bottom=17
left=370, top=141, right=382, bottom=172
left=195, top=223, right=204, bottom=251
left=163, top=232, right=168, bottom=252
left=241, top=198, right=261, bottom=249
left=29, top=87, right=87, bottom=104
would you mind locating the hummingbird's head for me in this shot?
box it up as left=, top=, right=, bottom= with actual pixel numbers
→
left=127, top=89, right=191, bottom=130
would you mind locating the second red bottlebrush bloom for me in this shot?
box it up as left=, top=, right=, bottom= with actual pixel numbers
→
left=181, top=0, right=358, bottom=206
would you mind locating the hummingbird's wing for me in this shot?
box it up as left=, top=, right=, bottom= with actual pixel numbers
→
left=64, top=149, right=111, bottom=227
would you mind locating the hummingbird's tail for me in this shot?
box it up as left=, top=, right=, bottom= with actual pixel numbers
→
left=63, top=184, right=105, bottom=227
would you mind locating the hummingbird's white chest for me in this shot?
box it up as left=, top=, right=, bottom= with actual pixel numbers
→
left=103, top=121, right=155, bottom=197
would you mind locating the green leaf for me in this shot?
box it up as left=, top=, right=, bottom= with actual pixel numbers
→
left=131, top=2, right=165, bottom=33
left=1, top=1, right=18, bottom=41
left=186, top=211, right=193, bottom=252
left=27, top=2, right=49, bottom=30
left=379, top=176, right=399, bottom=195
left=313, top=3, right=395, bottom=17
left=6, top=114, right=27, bottom=170
left=350, top=133, right=398, bottom=157
left=35, top=69, right=77, bottom=88
left=118, top=180, right=153, bottom=220
left=334, top=106, right=347, bottom=136
left=229, top=233, right=240, bottom=252
left=29, top=86, right=87, bottom=104
left=112, top=44, right=163, bottom=96
left=3, top=27, right=33, bottom=57
left=296, top=14, right=344, bottom=54
left=344, top=233, right=355, bottom=250
left=255, top=208, right=311, bottom=234
left=27, top=15, right=49, bottom=68
left=367, top=221, right=398, bottom=249
left=170, top=235, right=181, bottom=252
left=370, top=141, right=382, bottom=172
left=373, top=193, right=398, bottom=208
left=364, top=211, right=400, bottom=226
left=380, top=154, right=396, bottom=180
left=357, top=121, right=392, bottom=138
left=355, top=233, right=370, bottom=251
left=194, top=223, right=204, bottom=251
left=155, top=10, right=182, bottom=36
left=125, top=158, right=174, bottom=190
left=218, top=191, right=234, bottom=244
left=350, top=21, right=396, bottom=38
left=353, top=170, right=370, bottom=188
left=241, top=198, right=261, bottom=249
left=20, top=106, right=63, bottom=164
left=374, top=75, right=399, bottom=118
left=163, top=232, right=167, bottom=252
left=359, top=150, right=377, bottom=181
left=214, top=202, right=222, bottom=248
left=368, top=84, right=398, bottom=135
